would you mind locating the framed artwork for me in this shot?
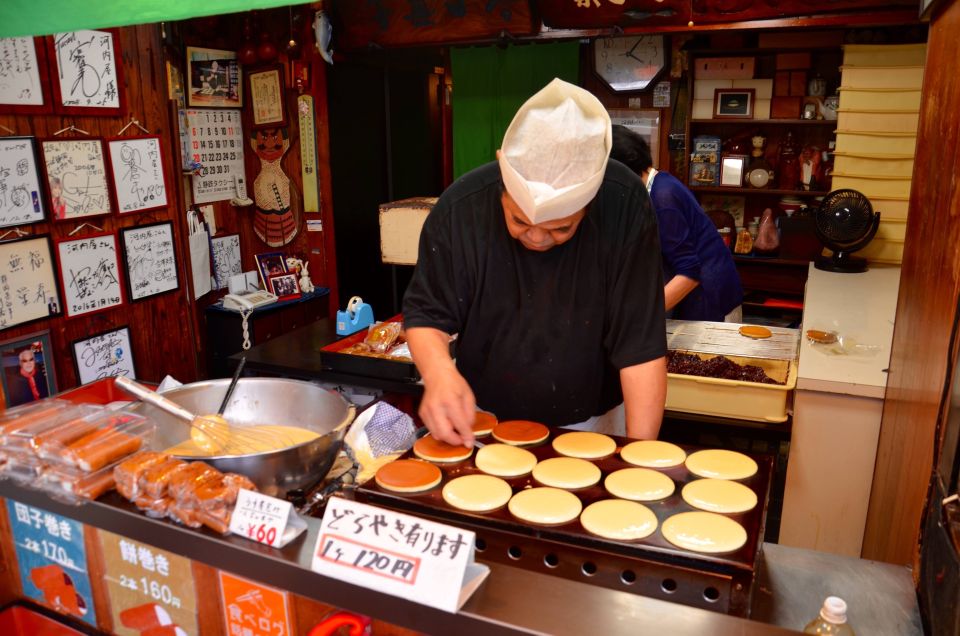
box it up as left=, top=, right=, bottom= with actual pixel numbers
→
left=40, top=138, right=114, bottom=221
left=608, top=109, right=660, bottom=169
left=268, top=272, right=300, bottom=301
left=0, top=136, right=47, bottom=227
left=0, top=235, right=61, bottom=330
left=71, top=325, right=135, bottom=385
left=0, top=37, right=53, bottom=114
left=248, top=65, right=288, bottom=129
left=720, top=155, right=747, bottom=187
left=0, top=330, right=57, bottom=407
left=120, top=222, right=179, bottom=301
left=714, top=89, right=755, bottom=119
left=107, top=136, right=169, bottom=215
left=47, top=30, right=124, bottom=115
left=211, top=233, right=242, bottom=290
left=55, top=232, right=126, bottom=318
left=255, top=251, right=287, bottom=289
left=186, top=46, right=242, bottom=108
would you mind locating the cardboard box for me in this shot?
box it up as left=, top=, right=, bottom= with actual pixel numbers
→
left=775, top=52, right=812, bottom=70
left=771, top=96, right=802, bottom=119
left=695, top=57, right=755, bottom=79
left=693, top=79, right=733, bottom=100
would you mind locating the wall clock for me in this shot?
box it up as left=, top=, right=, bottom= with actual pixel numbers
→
left=593, top=35, right=667, bottom=93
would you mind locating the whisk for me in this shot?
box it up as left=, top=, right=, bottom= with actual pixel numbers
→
left=115, top=376, right=293, bottom=455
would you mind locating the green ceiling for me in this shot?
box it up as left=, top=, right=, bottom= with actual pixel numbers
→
left=0, top=0, right=306, bottom=38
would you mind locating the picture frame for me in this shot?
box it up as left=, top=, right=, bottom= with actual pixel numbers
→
left=120, top=222, right=180, bottom=301
left=106, top=135, right=169, bottom=215
left=720, top=155, right=747, bottom=187
left=40, top=138, right=114, bottom=221
left=0, top=136, right=48, bottom=227
left=0, top=37, right=53, bottom=114
left=186, top=46, right=242, bottom=108
left=255, top=251, right=287, bottom=289
left=714, top=89, right=755, bottom=119
left=248, top=65, right=288, bottom=129
left=211, top=233, right=242, bottom=291
left=0, top=235, right=62, bottom=330
left=608, top=109, right=660, bottom=169
left=55, top=232, right=126, bottom=318
left=71, top=325, right=135, bottom=385
left=47, top=29, right=125, bottom=115
left=268, top=272, right=301, bottom=301
left=0, top=330, right=57, bottom=408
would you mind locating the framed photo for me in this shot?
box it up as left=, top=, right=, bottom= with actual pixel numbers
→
left=714, top=89, right=755, bottom=119
left=40, top=138, right=114, bottom=221
left=0, top=330, right=57, bottom=408
left=0, top=235, right=62, bottom=329
left=0, top=136, right=47, bottom=227
left=720, top=155, right=747, bottom=187
left=47, top=30, right=124, bottom=115
left=120, top=222, right=179, bottom=301
left=255, top=251, right=287, bottom=289
left=55, top=232, right=126, bottom=318
left=248, top=65, right=288, bottom=129
left=107, top=136, right=169, bottom=215
left=71, top=325, right=135, bottom=385
left=0, top=37, right=53, bottom=114
left=186, top=46, right=242, bottom=108
left=268, top=272, right=300, bottom=301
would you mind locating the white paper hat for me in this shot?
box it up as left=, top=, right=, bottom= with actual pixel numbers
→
left=498, top=78, right=611, bottom=224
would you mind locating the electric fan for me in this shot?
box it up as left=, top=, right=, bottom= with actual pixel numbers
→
left=813, top=189, right=881, bottom=273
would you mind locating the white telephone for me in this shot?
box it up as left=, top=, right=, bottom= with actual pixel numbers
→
left=222, top=290, right=278, bottom=311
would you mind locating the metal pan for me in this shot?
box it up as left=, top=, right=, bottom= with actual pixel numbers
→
left=129, top=377, right=355, bottom=497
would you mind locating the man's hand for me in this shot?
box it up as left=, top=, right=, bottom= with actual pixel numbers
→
left=407, top=327, right=476, bottom=447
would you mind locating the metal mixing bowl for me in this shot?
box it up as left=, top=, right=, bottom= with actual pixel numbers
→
left=131, top=377, right=355, bottom=497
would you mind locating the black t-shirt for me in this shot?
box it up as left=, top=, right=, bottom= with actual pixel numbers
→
left=402, top=160, right=665, bottom=426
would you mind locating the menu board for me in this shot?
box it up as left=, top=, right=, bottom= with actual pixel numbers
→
left=219, top=571, right=292, bottom=636
left=185, top=109, right=245, bottom=204
left=99, top=530, right=198, bottom=636
left=6, top=499, right=97, bottom=627
left=0, top=235, right=61, bottom=328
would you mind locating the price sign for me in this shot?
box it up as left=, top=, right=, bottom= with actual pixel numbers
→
left=312, top=497, right=489, bottom=613
left=219, top=571, right=292, bottom=636
left=228, top=489, right=307, bottom=548
left=98, top=530, right=197, bottom=636
left=6, top=500, right=97, bottom=627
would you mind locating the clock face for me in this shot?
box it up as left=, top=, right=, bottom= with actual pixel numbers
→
left=594, top=35, right=666, bottom=93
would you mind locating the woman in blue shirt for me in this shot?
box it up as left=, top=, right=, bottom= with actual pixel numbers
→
left=611, top=125, right=743, bottom=322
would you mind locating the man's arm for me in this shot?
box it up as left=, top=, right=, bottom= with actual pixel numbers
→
left=406, top=327, right=476, bottom=448
left=620, top=356, right=667, bottom=439
left=664, top=274, right=699, bottom=311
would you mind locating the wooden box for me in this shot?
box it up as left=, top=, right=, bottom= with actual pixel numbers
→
left=775, top=52, right=812, bottom=70
left=789, top=71, right=808, bottom=97
left=771, top=96, right=803, bottom=119
left=695, top=57, right=755, bottom=79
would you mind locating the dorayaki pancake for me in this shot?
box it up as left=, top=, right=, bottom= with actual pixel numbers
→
left=508, top=487, right=582, bottom=525
left=374, top=459, right=442, bottom=493
left=620, top=440, right=687, bottom=468
left=661, top=511, right=747, bottom=554
left=604, top=467, right=675, bottom=501
left=473, top=411, right=498, bottom=437
left=580, top=499, right=658, bottom=541
left=412, top=434, right=473, bottom=463
left=442, top=474, right=512, bottom=512
left=681, top=479, right=758, bottom=513
left=492, top=420, right=549, bottom=445
left=685, top=449, right=758, bottom=480
left=532, top=457, right=601, bottom=489
left=475, top=443, right=538, bottom=478
left=551, top=431, right=616, bottom=459
left=739, top=325, right=772, bottom=339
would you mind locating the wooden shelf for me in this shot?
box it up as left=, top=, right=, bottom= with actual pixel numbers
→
left=692, top=186, right=829, bottom=197
left=690, top=119, right=838, bottom=126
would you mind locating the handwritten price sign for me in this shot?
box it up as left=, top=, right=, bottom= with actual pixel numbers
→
left=228, top=489, right=306, bottom=548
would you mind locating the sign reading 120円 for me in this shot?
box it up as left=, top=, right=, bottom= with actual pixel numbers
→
left=186, top=109, right=245, bottom=204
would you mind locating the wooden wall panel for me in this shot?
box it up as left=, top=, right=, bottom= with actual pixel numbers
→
left=862, top=0, right=960, bottom=564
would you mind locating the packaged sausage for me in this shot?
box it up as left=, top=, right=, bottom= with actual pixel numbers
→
left=167, top=462, right=219, bottom=502
left=167, top=502, right=202, bottom=528
left=134, top=495, right=171, bottom=519
left=0, top=399, right=74, bottom=439
left=2, top=402, right=102, bottom=448
left=139, top=458, right=188, bottom=499
left=115, top=451, right=169, bottom=500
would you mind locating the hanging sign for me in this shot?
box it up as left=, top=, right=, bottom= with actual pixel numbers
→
left=312, top=497, right=490, bottom=613
left=6, top=499, right=97, bottom=627
left=185, top=109, right=246, bottom=204
left=228, top=489, right=306, bottom=548
left=219, top=571, right=292, bottom=636
left=99, top=530, right=198, bottom=636
left=297, top=95, right=320, bottom=213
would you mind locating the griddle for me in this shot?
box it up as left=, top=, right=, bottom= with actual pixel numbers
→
left=354, top=432, right=772, bottom=617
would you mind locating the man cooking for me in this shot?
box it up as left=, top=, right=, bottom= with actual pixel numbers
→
left=403, top=78, right=667, bottom=448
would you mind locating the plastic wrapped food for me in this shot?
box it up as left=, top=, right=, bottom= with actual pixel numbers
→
left=65, top=428, right=144, bottom=472
left=63, top=469, right=116, bottom=500
left=167, top=462, right=219, bottom=502
left=167, top=502, right=202, bottom=528
left=140, top=458, right=187, bottom=500
left=364, top=322, right=402, bottom=353
left=114, top=452, right=169, bottom=499
left=134, top=495, right=171, bottom=518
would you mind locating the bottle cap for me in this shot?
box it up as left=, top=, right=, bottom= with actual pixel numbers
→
left=820, top=596, right=848, bottom=624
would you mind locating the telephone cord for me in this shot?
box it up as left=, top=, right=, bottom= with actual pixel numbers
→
left=241, top=309, right=253, bottom=350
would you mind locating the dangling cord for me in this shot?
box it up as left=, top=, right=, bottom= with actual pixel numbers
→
left=240, top=309, right=253, bottom=350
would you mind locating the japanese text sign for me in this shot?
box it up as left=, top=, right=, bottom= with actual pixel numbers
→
left=98, top=530, right=197, bottom=636
left=6, top=499, right=97, bottom=626
left=312, top=497, right=489, bottom=613
left=229, top=489, right=306, bottom=548
left=219, top=571, right=292, bottom=636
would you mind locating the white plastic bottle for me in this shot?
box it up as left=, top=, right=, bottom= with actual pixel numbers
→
left=804, top=596, right=855, bottom=635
